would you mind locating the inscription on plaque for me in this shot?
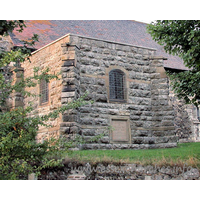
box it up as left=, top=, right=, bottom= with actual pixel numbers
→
left=111, top=119, right=129, bottom=142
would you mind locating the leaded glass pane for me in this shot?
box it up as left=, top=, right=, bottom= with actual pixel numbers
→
left=40, top=79, right=49, bottom=104
left=109, top=69, right=125, bottom=101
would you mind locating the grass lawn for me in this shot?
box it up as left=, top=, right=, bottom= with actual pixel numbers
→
left=66, top=142, right=200, bottom=168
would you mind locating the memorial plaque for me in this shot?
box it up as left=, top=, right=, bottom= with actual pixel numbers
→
left=111, top=119, right=129, bottom=142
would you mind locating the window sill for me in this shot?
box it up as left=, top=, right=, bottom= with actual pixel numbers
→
left=39, top=101, right=50, bottom=107
left=109, top=99, right=127, bottom=103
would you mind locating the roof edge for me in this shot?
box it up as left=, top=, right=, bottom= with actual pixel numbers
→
left=69, top=33, right=157, bottom=51
left=31, top=33, right=157, bottom=55
left=31, top=33, right=71, bottom=55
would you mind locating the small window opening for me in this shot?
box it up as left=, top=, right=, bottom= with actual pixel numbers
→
left=40, top=79, right=49, bottom=105
left=109, top=69, right=126, bottom=102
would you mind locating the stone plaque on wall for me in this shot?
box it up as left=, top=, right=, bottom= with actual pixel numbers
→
left=110, top=118, right=130, bottom=143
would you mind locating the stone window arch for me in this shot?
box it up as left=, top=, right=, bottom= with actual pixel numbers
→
left=109, top=69, right=126, bottom=102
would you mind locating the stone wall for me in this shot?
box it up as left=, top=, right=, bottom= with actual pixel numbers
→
left=1, top=33, right=197, bottom=147
left=0, top=35, right=20, bottom=111
left=60, top=34, right=177, bottom=149
left=169, top=85, right=200, bottom=142
left=38, top=162, right=200, bottom=180
left=22, top=35, right=71, bottom=141
left=60, top=38, right=80, bottom=139
left=20, top=33, right=196, bottom=148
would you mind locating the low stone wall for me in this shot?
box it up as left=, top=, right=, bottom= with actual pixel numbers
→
left=38, top=162, right=200, bottom=180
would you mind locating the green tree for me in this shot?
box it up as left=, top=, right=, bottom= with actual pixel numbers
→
left=0, top=20, right=88, bottom=179
left=147, top=20, right=200, bottom=106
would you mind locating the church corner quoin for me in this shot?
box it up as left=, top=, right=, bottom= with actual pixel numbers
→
left=19, top=33, right=198, bottom=150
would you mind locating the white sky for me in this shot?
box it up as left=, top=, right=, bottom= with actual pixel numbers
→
left=2, top=1, right=199, bottom=20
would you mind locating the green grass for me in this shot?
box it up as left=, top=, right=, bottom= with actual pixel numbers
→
left=66, top=142, right=200, bottom=168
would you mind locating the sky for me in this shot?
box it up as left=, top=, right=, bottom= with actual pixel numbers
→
left=1, top=0, right=200, bottom=20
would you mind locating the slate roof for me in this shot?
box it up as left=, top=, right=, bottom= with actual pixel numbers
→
left=10, top=20, right=187, bottom=70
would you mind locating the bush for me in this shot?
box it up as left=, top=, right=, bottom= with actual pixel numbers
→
left=0, top=96, right=88, bottom=179
left=0, top=20, right=90, bottom=179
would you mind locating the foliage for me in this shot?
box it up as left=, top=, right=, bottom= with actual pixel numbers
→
left=0, top=94, right=89, bottom=180
left=147, top=20, right=200, bottom=105
left=147, top=20, right=200, bottom=70
left=0, top=20, right=90, bottom=179
left=0, top=20, right=39, bottom=65
left=0, top=20, right=25, bottom=36
left=166, top=70, right=200, bottom=106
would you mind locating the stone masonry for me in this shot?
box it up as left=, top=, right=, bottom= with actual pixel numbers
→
left=1, top=33, right=198, bottom=148
left=38, top=162, right=200, bottom=180
left=58, top=34, right=178, bottom=149
left=22, top=35, right=70, bottom=141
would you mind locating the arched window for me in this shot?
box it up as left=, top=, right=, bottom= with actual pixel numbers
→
left=40, top=79, right=49, bottom=105
left=109, top=69, right=126, bottom=102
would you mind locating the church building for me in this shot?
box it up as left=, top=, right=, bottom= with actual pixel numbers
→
left=1, top=20, right=199, bottom=149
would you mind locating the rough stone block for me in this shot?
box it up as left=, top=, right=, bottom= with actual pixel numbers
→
left=62, top=52, right=76, bottom=60
left=60, top=127, right=70, bottom=134
left=62, top=85, right=75, bottom=92
left=61, top=92, right=75, bottom=98
left=62, top=115, right=76, bottom=122
left=132, top=137, right=144, bottom=144
left=80, top=44, right=91, bottom=51
left=95, top=94, right=107, bottom=102
left=80, top=57, right=90, bottom=65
